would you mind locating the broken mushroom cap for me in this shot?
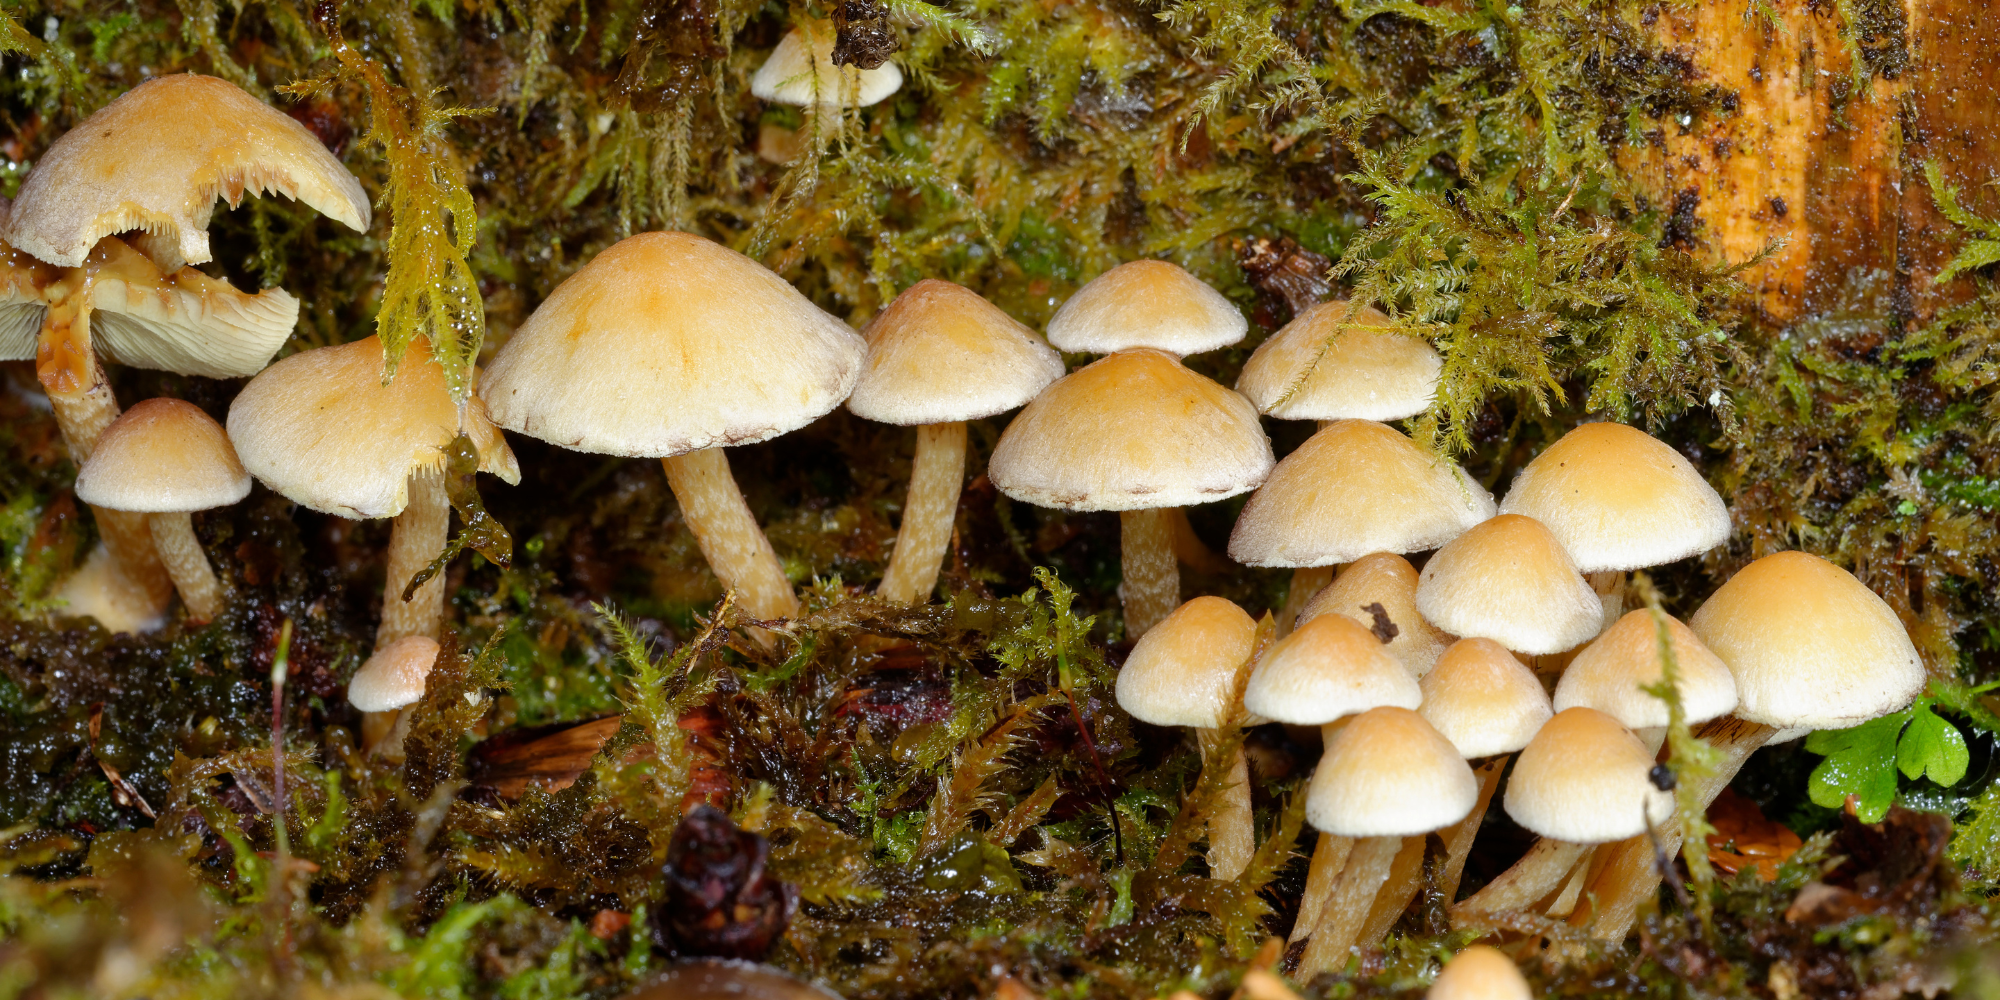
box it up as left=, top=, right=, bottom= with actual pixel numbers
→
left=1417, top=638, right=1553, bottom=759
left=1414, top=514, right=1603, bottom=655
left=988, top=347, right=1273, bottom=511
left=1231, top=420, right=1494, bottom=568
left=1306, top=707, right=1477, bottom=837
left=229, top=335, right=519, bottom=519
left=846, top=279, right=1064, bottom=425
left=88, top=235, right=299, bottom=378
left=480, top=231, right=865, bottom=459
left=1242, top=613, right=1420, bottom=725
left=1234, top=301, right=1441, bottom=421
left=1689, top=551, right=1924, bottom=731
left=1505, top=707, right=1675, bottom=844
left=1044, top=260, right=1247, bottom=356
left=348, top=635, right=442, bottom=712
left=75, top=398, right=250, bottom=513
left=1554, top=610, right=1738, bottom=730
left=1115, top=596, right=1259, bottom=729
left=1498, top=421, right=1730, bottom=573
left=0, top=241, right=55, bottom=360
left=1297, top=551, right=1453, bottom=676
left=3, top=74, right=369, bottom=269
left=750, top=20, right=904, bottom=109
left=1427, top=945, right=1532, bottom=1000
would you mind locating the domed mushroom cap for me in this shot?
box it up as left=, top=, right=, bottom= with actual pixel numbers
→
left=1298, top=552, right=1453, bottom=676
left=3, top=74, right=369, bottom=269
left=1498, top=422, right=1730, bottom=573
left=1307, top=707, right=1477, bottom=837
left=348, top=635, right=441, bottom=712
left=1690, top=551, right=1924, bottom=730
left=989, top=348, right=1272, bottom=511
left=1418, top=638, right=1553, bottom=759
left=1116, top=596, right=1258, bottom=728
left=1427, top=946, right=1532, bottom=1000
left=751, top=20, right=903, bottom=108
left=1045, top=260, right=1247, bottom=356
left=846, top=280, right=1064, bottom=425
left=1555, top=610, right=1738, bottom=729
left=481, top=232, right=864, bottom=459
left=1505, top=707, right=1675, bottom=844
left=1243, top=613, right=1419, bottom=725
left=230, top=336, right=519, bottom=520
left=1234, top=301, right=1440, bottom=421
left=76, top=398, right=250, bottom=513
left=1415, top=514, right=1603, bottom=655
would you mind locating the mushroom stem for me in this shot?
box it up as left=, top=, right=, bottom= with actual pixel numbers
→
left=1356, top=835, right=1428, bottom=947
left=877, top=421, right=966, bottom=605
left=1569, top=716, right=1775, bottom=939
left=662, top=447, right=801, bottom=625
left=1588, top=570, right=1625, bottom=630
left=1196, top=727, right=1256, bottom=881
left=379, top=469, right=449, bottom=646
left=1290, top=833, right=1355, bottom=944
left=1276, top=565, right=1335, bottom=636
left=1454, top=837, right=1593, bottom=915
left=1438, top=758, right=1506, bottom=903
left=1119, top=507, right=1179, bottom=638
left=1296, top=834, right=1401, bottom=978
left=148, top=511, right=222, bottom=623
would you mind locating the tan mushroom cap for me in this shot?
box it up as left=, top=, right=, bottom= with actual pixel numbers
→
left=1415, top=514, right=1603, bottom=655
left=1555, top=610, right=1738, bottom=730
left=1427, top=945, right=1532, bottom=1000
left=1234, top=301, right=1441, bottom=421
left=1243, top=613, right=1419, bottom=724
left=480, top=231, right=864, bottom=459
left=1298, top=552, right=1453, bottom=676
left=989, top=347, right=1273, bottom=511
left=1418, top=638, right=1553, bottom=759
left=348, top=635, right=441, bottom=712
left=1505, top=707, right=1675, bottom=843
left=846, top=279, right=1064, bottom=425
left=750, top=20, right=904, bottom=109
left=229, top=335, right=519, bottom=519
left=1229, top=420, right=1495, bottom=568
left=1115, top=596, right=1258, bottom=729
left=4, top=74, right=369, bottom=269
left=1499, top=421, right=1730, bottom=573
left=1306, top=707, right=1478, bottom=837
left=1044, top=260, right=1247, bottom=356
left=1690, top=551, right=1924, bottom=730
left=76, top=398, right=250, bottom=513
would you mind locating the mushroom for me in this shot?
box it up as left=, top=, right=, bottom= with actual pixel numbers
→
left=1417, top=638, right=1554, bottom=900
left=1554, top=609, right=1738, bottom=753
left=1295, top=707, right=1476, bottom=977
left=1498, top=421, right=1729, bottom=626
left=1427, top=945, right=1532, bottom=1000
left=1230, top=420, right=1494, bottom=635
left=989, top=348, right=1272, bottom=637
left=1235, top=300, right=1441, bottom=425
left=73, top=398, right=250, bottom=625
left=751, top=19, right=904, bottom=112
left=1297, top=552, right=1454, bottom=675
left=347, top=635, right=443, bottom=714
left=1572, top=550, right=1923, bottom=939
left=1115, top=596, right=1262, bottom=880
left=846, top=280, right=1063, bottom=604
left=480, top=231, right=864, bottom=631
left=1043, top=259, right=1248, bottom=357
left=1414, top=514, right=1604, bottom=657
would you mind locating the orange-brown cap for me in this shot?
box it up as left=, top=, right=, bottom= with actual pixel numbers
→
left=1306, top=707, right=1477, bottom=837
left=1414, top=514, right=1602, bottom=655
left=1115, top=596, right=1258, bottom=728
left=1504, top=707, right=1674, bottom=843
left=1228, top=420, right=1494, bottom=568
left=1498, top=422, right=1730, bottom=573
left=989, top=348, right=1272, bottom=511
left=76, top=398, right=250, bottom=513
left=1234, top=301, right=1440, bottom=421
left=1427, top=945, right=1531, bottom=1000
left=4, top=75, right=368, bottom=269
left=847, top=279, right=1063, bottom=425
left=1690, top=551, right=1923, bottom=730
left=348, top=635, right=441, bottom=712
left=1418, top=638, right=1552, bottom=759
left=1555, top=610, right=1737, bottom=729
left=1045, top=260, right=1246, bottom=356
left=1297, top=552, right=1453, bottom=676
left=1242, top=613, right=1419, bottom=724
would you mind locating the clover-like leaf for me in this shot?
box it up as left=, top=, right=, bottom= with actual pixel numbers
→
left=1807, top=710, right=1909, bottom=823
left=1898, top=700, right=1970, bottom=787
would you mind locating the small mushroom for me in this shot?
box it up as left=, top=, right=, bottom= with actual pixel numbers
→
left=1044, top=259, right=1248, bottom=357
left=73, top=399, right=250, bottom=625
left=1417, top=638, right=1554, bottom=903
left=1297, top=552, right=1454, bottom=675
left=1414, top=514, right=1603, bottom=657
left=348, top=636, right=442, bottom=714
left=1234, top=300, right=1441, bottom=425
left=751, top=19, right=903, bottom=111
left=1427, top=946, right=1532, bottom=1000
left=1554, top=609, right=1738, bottom=753
left=847, top=280, right=1062, bottom=604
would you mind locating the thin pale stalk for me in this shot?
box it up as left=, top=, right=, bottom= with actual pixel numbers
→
left=1290, top=833, right=1355, bottom=943
left=1196, top=727, right=1255, bottom=881
left=1355, top=835, right=1428, bottom=949
left=1277, top=565, right=1335, bottom=637
left=1296, top=835, right=1400, bottom=978
left=1119, top=507, right=1178, bottom=638
left=663, top=447, right=800, bottom=627
left=148, top=511, right=222, bottom=623
left=379, top=470, right=449, bottom=646
left=1438, top=759, right=1505, bottom=904
left=1588, top=570, right=1626, bottom=631
left=877, top=421, right=965, bottom=605
left=1455, top=838, right=1593, bottom=915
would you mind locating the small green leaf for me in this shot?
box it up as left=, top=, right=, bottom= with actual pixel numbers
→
left=1898, top=701, right=1970, bottom=787
left=1806, top=711, right=1909, bottom=822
